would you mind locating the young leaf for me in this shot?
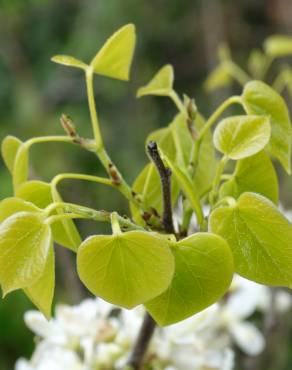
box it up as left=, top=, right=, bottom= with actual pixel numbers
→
left=0, top=212, right=52, bottom=295
left=0, top=197, right=40, bottom=222
left=51, top=55, right=87, bottom=70
left=204, top=64, right=231, bottom=92
left=137, top=65, right=174, bottom=98
left=219, top=151, right=278, bottom=204
left=77, top=231, right=174, bottom=308
left=242, top=81, right=292, bottom=173
left=16, top=180, right=81, bottom=251
left=213, top=115, right=271, bottom=160
left=24, top=245, right=55, bottom=319
left=209, top=192, right=292, bottom=287
left=264, top=35, right=292, bottom=57
left=130, top=163, right=180, bottom=226
left=1, top=136, right=23, bottom=174
left=247, top=50, right=267, bottom=79
left=146, top=233, right=233, bottom=326
left=13, top=144, right=29, bottom=190
left=90, top=24, right=136, bottom=81
left=192, top=116, right=217, bottom=197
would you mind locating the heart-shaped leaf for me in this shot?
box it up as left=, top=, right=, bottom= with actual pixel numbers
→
left=209, top=192, right=292, bottom=287
left=51, top=55, right=87, bottom=70
left=242, top=81, right=292, bottom=173
left=1, top=136, right=23, bottom=174
left=91, top=24, right=136, bottom=81
left=137, top=65, right=174, bottom=98
left=77, top=231, right=174, bottom=308
left=16, top=180, right=81, bottom=251
left=219, top=151, right=278, bottom=204
left=0, top=212, right=52, bottom=295
left=24, top=244, right=55, bottom=319
left=213, top=115, right=271, bottom=160
left=146, top=233, right=233, bottom=326
left=13, top=144, right=29, bottom=190
left=0, top=197, right=40, bottom=222
left=264, top=35, right=292, bottom=57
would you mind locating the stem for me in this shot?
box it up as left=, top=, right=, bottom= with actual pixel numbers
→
left=111, top=212, right=122, bottom=235
left=25, top=136, right=74, bottom=149
left=86, top=67, right=104, bottom=150
left=198, top=95, right=242, bottom=141
left=147, top=141, right=175, bottom=234
left=224, top=60, right=251, bottom=86
left=209, top=156, right=228, bottom=207
left=51, top=173, right=113, bottom=191
left=45, top=202, right=143, bottom=231
left=85, top=67, right=150, bottom=213
left=127, top=313, right=157, bottom=370
left=169, top=90, right=187, bottom=117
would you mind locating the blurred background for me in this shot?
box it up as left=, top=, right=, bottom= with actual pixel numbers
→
left=0, top=0, right=292, bottom=369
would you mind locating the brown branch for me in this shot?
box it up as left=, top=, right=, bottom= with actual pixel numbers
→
left=126, top=313, right=156, bottom=370
left=126, top=141, right=176, bottom=370
left=147, top=141, right=175, bottom=234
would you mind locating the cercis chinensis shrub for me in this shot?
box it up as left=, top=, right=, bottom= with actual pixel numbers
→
left=0, top=25, right=292, bottom=329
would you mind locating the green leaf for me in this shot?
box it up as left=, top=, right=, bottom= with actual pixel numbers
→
left=13, top=144, right=29, bottom=190
left=193, top=115, right=217, bottom=197
left=1, top=136, right=22, bottom=174
left=219, top=151, right=278, bottom=204
left=0, top=212, right=52, bottom=295
left=91, top=24, right=136, bottom=81
left=24, top=245, right=55, bottom=319
left=242, top=80, right=292, bottom=173
left=264, top=35, right=292, bottom=57
left=130, top=163, right=180, bottom=226
left=209, top=192, right=292, bottom=287
left=0, top=197, right=40, bottom=223
left=169, top=113, right=193, bottom=170
left=77, top=231, right=174, bottom=308
left=137, top=65, right=174, bottom=97
left=16, top=180, right=81, bottom=251
left=51, top=55, right=87, bottom=70
left=204, top=64, right=231, bottom=92
left=146, top=125, right=176, bottom=161
left=213, top=115, right=271, bottom=160
left=146, top=233, right=233, bottom=326
left=247, top=50, right=268, bottom=79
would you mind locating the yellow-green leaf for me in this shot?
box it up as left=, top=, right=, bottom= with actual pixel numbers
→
left=209, top=192, right=292, bottom=287
left=77, top=231, right=174, bottom=308
left=204, top=64, right=231, bottom=92
left=24, top=245, right=55, bottom=319
left=1, top=136, right=23, bottom=174
left=51, top=55, right=87, bottom=70
left=146, top=233, right=233, bottom=326
left=13, top=144, right=29, bottom=190
left=0, top=212, right=51, bottom=295
left=264, top=35, right=292, bottom=57
left=90, top=24, right=136, bottom=81
left=16, top=180, right=81, bottom=251
left=213, top=115, right=271, bottom=160
left=137, top=65, right=174, bottom=97
left=219, top=151, right=278, bottom=204
left=242, top=80, right=292, bottom=173
left=0, top=197, right=40, bottom=223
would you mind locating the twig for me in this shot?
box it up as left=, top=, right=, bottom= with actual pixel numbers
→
left=126, top=141, right=175, bottom=370
left=147, top=141, right=175, bottom=234
left=126, top=313, right=156, bottom=370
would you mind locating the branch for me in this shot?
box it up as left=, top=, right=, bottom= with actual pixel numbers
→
left=126, top=313, right=156, bottom=370
left=147, top=141, right=175, bottom=234
left=126, top=142, right=175, bottom=369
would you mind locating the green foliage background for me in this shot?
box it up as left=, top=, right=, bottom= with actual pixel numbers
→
left=0, top=0, right=292, bottom=369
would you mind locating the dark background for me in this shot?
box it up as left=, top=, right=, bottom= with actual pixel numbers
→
left=0, top=0, right=292, bottom=369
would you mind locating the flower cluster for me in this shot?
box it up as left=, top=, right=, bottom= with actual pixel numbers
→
left=15, top=275, right=291, bottom=370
